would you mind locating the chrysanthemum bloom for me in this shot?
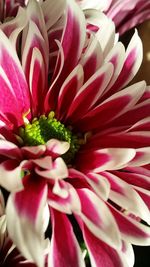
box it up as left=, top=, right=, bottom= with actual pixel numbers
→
left=0, top=0, right=150, bottom=266
left=77, top=0, right=150, bottom=35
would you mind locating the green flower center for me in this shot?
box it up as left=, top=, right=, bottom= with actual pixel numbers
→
left=19, top=112, right=80, bottom=163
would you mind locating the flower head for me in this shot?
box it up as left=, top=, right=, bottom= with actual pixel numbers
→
left=0, top=0, right=150, bottom=267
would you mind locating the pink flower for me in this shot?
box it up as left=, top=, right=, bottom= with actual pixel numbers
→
left=0, top=0, right=150, bottom=267
left=77, top=0, right=150, bottom=34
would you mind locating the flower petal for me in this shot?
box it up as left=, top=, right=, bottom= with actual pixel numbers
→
left=82, top=224, right=132, bottom=267
left=109, top=204, right=150, bottom=246
left=77, top=188, right=121, bottom=249
left=0, top=159, right=24, bottom=192
left=76, top=148, right=136, bottom=172
left=0, top=30, right=30, bottom=127
left=48, top=208, right=85, bottom=267
left=6, top=177, right=48, bottom=266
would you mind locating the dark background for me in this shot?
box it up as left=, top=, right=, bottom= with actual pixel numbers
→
left=134, top=246, right=150, bottom=267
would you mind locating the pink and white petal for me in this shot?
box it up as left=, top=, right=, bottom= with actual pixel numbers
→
left=102, top=171, right=150, bottom=223
left=75, top=81, right=145, bottom=132
left=57, top=64, right=84, bottom=120
left=112, top=169, right=150, bottom=191
left=109, top=205, right=150, bottom=246
left=84, top=10, right=115, bottom=57
left=110, top=99, right=150, bottom=130
left=106, top=30, right=143, bottom=97
left=82, top=224, right=131, bottom=267
left=77, top=0, right=112, bottom=10
left=22, top=20, right=48, bottom=84
left=134, top=186, right=150, bottom=210
left=44, top=41, right=65, bottom=112
left=77, top=188, right=121, bottom=249
left=42, top=0, right=66, bottom=30
left=21, top=145, right=46, bottom=159
left=0, top=159, right=24, bottom=192
left=6, top=178, right=48, bottom=267
left=0, top=30, right=30, bottom=126
left=46, top=139, right=70, bottom=156
left=61, top=0, right=86, bottom=74
left=29, top=47, right=46, bottom=116
left=76, top=148, right=136, bottom=173
left=25, top=0, right=48, bottom=50
left=48, top=208, right=85, bottom=267
left=79, top=35, right=103, bottom=82
left=48, top=180, right=81, bottom=214
left=95, top=18, right=115, bottom=58
left=45, top=0, right=86, bottom=111
left=68, top=168, right=91, bottom=189
left=66, top=63, right=114, bottom=122
left=0, top=139, right=22, bottom=159
left=33, top=156, right=52, bottom=170
left=86, top=172, right=110, bottom=201
left=103, top=42, right=125, bottom=95
left=0, top=7, right=27, bottom=48
left=35, top=157, right=68, bottom=180
left=128, top=147, right=150, bottom=167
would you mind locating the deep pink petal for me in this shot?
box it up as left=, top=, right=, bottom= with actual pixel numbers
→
left=49, top=208, right=85, bottom=267
left=82, top=224, right=130, bottom=267
left=6, top=176, right=48, bottom=266
left=0, top=30, right=30, bottom=127
left=44, top=0, right=86, bottom=111
left=76, top=148, right=135, bottom=173
left=66, top=63, right=113, bottom=122
left=77, top=188, right=121, bottom=249
left=109, top=204, right=150, bottom=245
left=74, top=81, right=145, bottom=132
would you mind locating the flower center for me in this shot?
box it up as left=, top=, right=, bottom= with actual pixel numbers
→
left=19, top=112, right=80, bottom=163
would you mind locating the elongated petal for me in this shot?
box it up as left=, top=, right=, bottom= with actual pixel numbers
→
left=76, top=148, right=136, bottom=172
left=79, top=35, right=103, bottom=82
left=102, top=171, right=150, bottom=223
left=66, top=63, right=114, bottom=122
left=48, top=208, right=85, bottom=267
left=57, top=64, right=84, bottom=120
left=109, top=205, right=150, bottom=246
left=75, top=81, right=145, bottom=131
left=0, top=30, right=30, bottom=127
left=6, top=178, right=48, bottom=267
left=77, top=188, right=121, bottom=249
left=82, top=224, right=132, bottom=267
left=106, top=30, right=143, bottom=98
left=22, top=20, right=48, bottom=86
left=45, top=0, right=86, bottom=111
left=29, top=47, right=46, bottom=116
